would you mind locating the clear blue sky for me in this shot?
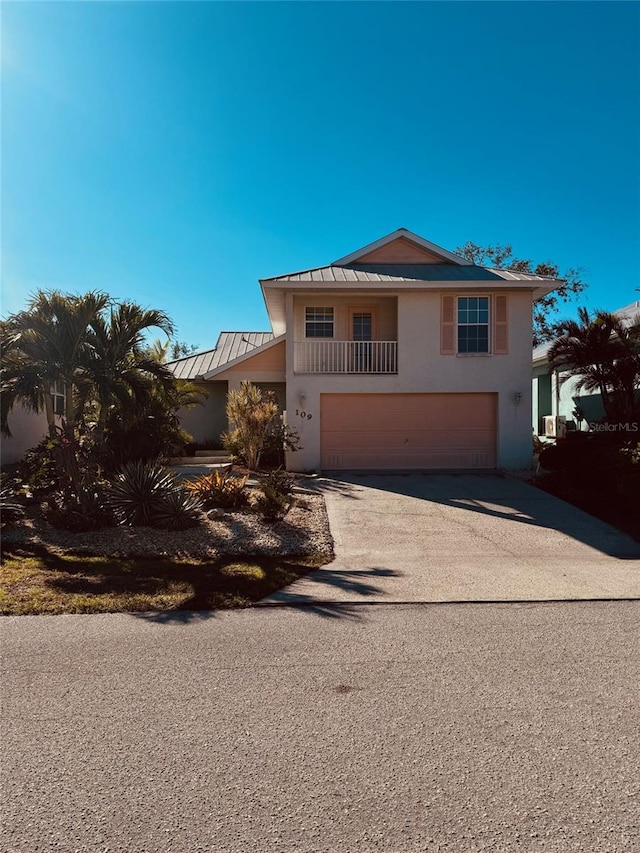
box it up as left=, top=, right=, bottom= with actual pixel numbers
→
left=3, top=1, right=639, bottom=351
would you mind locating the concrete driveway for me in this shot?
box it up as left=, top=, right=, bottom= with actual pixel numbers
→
left=262, top=473, right=640, bottom=605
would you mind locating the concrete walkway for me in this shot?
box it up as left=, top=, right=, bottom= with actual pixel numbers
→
left=261, top=473, right=640, bottom=605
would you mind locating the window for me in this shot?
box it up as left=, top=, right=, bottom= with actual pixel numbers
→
left=305, top=307, right=334, bottom=338
left=458, top=297, right=489, bottom=353
left=51, top=382, right=65, bottom=417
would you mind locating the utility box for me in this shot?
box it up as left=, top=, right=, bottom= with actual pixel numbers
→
left=543, top=415, right=566, bottom=438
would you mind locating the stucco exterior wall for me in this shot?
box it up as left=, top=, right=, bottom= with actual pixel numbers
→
left=1, top=405, right=51, bottom=466
left=177, top=382, right=229, bottom=447
left=293, top=295, right=397, bottom=341
left=224, top=341, right=286, bottom=372
left=286, top=290, right=534, bottom=472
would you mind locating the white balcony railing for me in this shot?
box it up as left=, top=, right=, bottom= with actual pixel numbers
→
left=294, top=341, right=397, bottom=374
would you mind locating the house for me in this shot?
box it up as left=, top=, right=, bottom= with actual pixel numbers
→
left=169, top=228, right=562, bottom=472
left=532, top=300, right=640, bottom=436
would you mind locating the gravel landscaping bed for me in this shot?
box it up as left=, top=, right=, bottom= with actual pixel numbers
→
left=2, top=486, right=334, bottom=561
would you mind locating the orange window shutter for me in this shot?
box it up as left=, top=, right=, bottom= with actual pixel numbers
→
left=493, top=294, right=508, bottom=354
left=441, top=295, right=455, bottom=354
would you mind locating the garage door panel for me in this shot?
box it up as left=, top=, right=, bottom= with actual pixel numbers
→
left=322, top=429, right=495, bottom=451
left=320, top=393, right=496, bottom=469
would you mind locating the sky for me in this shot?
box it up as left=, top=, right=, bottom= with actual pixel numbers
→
left=2, top=1, right=640, bottom=353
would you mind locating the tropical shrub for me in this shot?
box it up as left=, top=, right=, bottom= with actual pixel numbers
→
left=259, top=423, right=303, bottom=469
left=220, top=429, right=242, bottom=461
left=19, top=437, right=61, bottom=497
left=536, top=440, right=640, bottom=538
left=99, top=403, right=192, bottom=472
left=254, top=468, right=296, bottom=522
left=185, top=469, right=249, bottom=509
left=44, top=485, right=114, bottom=532
left=225, top=382, right=280, bottom=470
left=105, top=460, right=200, bottom=528
left=18, top=431, right=101, bottom=503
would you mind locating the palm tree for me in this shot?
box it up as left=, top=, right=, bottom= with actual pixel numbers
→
left=1, top=290, right=109, bottom=438
left=82, top=302, right=176, bottom=443
left=548, top=307, right=640, bottom=424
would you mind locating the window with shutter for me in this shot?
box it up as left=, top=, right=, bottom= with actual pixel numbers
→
left=457, top=297, right=490, bottom=353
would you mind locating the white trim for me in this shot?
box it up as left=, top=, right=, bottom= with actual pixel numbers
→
left=456, top=294, right=491, bottom=355
left=200, top=334, right=286, bottom=380
left=331, top=228, right=473, bottom=266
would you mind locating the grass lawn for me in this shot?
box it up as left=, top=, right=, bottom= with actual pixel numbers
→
left=0, top=544, right=325, bottom=616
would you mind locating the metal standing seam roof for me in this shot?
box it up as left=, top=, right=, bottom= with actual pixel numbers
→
left=166, top=332, right=274, bottom=380
left=261, top=263, right=561, bottom=285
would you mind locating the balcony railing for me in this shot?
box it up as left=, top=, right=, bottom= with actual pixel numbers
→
left=294, top=340, right=398, bottom=374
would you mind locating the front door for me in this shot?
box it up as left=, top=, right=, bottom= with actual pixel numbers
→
left=351, top=310, right=373, bottom=372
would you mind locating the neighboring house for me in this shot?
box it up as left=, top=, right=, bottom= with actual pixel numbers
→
left=168, top=228, right=561, bottom=471
left=0, top=383, right=65, bottom=466
left=532, top=300, right=640, bottom=435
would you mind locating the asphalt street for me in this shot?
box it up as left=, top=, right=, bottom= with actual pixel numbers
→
left=2, top=601, right=639, bottom=852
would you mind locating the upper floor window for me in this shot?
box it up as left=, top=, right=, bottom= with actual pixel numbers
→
left=51, top=382, right=65, bottom=416
left=458, top=297, right=489, bottom=353
left=305, top=307, right=334, bottom=338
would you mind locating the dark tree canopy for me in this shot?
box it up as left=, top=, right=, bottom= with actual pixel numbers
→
left=548, top=307, right=640, bottom=426
left=454, top=242, right=588, bottom=347
left=170, top=341, right=200, bottom=360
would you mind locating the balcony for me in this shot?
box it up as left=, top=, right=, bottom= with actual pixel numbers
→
left=294, top=340, right=398, bottom=374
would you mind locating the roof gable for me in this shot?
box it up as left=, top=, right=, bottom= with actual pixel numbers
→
left=332, top=228, right=472, bottom=266
left=355, top=236, right=453, bottom=264
left=166, top=331, right=275, bottom=380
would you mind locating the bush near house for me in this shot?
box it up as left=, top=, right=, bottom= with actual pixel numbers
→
left=254, top=469, right=296, bottom=522
left=537, top=435, right=640, bottom=538
left=223, top=380, right=301, bottom=471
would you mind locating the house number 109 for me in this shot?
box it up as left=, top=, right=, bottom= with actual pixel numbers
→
left=295, top=409, right=312, bottom=420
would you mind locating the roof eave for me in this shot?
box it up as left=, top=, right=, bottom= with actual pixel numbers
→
left=260, top=280, right=286, bottom=336
left=263, top=278, right=562, bottom=292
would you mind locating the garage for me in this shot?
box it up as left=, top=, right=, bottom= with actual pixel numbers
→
left=320, top=393, right=497, bottom=470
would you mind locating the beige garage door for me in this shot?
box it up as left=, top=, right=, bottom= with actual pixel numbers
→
left=320, top=393, right=497, bottom=470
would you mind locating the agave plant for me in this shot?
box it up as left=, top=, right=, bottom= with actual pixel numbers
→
left=106, top=460, right=178, bottom=527
left=153, top=488, right=202, bottom=531
left=0, top=478, right=25, bottom=528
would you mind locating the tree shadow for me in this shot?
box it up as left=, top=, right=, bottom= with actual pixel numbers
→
left=2, top=542, right=321, bottom=620
left=259, top=565, right=401, bottom=615
left=306, top=477, right=362, bottom=499
left=131, top=608, right=220, bottom=624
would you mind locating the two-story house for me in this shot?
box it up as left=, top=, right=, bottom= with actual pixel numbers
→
left=169, top=229, right=561, bottom=471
